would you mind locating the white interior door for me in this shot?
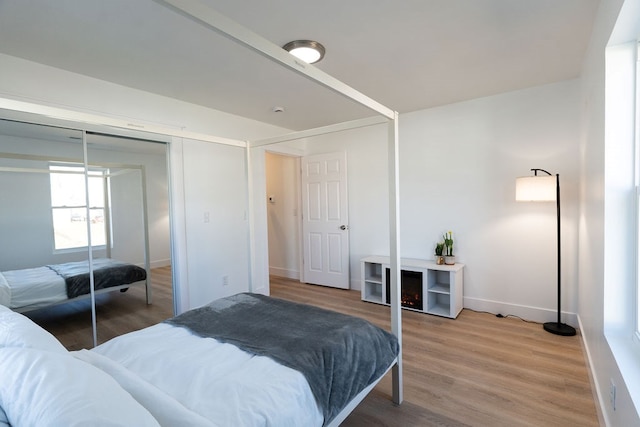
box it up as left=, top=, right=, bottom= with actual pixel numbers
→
left=301, top=152, right=350, bottom=289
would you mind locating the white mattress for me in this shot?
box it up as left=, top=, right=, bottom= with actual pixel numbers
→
left=0, top=267, right=67, bottom=310
left=90, top=322, right=324, bottom=426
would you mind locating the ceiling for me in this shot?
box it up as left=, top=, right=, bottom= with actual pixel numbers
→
left=0, top=0, right=600, bottom=131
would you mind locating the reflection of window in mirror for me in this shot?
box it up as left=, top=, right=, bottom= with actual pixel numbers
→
left=49, top=164, right=108, bottom=251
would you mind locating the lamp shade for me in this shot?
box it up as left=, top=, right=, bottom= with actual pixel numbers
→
left=515, top=175, right=556, bottom=201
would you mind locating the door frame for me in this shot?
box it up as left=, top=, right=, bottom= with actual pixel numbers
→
left=264, top=150, right=304, bottom=283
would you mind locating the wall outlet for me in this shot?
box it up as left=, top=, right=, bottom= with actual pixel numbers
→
left=222, top=275, right=229, bottom=286
left=610, top=379, right=616, bottom=410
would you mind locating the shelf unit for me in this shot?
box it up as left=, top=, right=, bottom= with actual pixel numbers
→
left=360, top=256, right=464, bottom=319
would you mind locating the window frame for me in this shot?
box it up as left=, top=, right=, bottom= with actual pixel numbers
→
left=49, top=163, right=110, bottom=252
left=636, top=40, right=640, bottom=339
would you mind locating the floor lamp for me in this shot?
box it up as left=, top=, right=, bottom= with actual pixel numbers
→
left=516, top=168, right=576, bottom=336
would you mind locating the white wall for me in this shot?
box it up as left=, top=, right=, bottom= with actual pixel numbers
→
left=0, top=133, right=171, bottom=271
left=0, top=154, right=64, bottom=269
left=181, top=138, right=251, bottom=307
left=302, top=125, right=390, bottom=289
left=0, top=53, right=289, bottom=312
left=579, top=0, right=640, bottom=424
left=0, top=54, right=286, bottom=141
left=400, top=81, right=581, bottom=322
left=2, top=14, right=637, bottom=421
left=295, top=81, right=581, bottom=326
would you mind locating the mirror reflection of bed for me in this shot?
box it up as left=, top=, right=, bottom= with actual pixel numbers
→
left=0, top=119, right=173, bottom=349
left=23, top=265, right=174, bottom=350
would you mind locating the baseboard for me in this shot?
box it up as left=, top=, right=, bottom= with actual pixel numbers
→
left=463, top=296, right=578, bottom=326
left=576, top=315, right=609, bottom=426
left=134, top=259, right=171, bottom=269
left=150, top=259, right=171, bottom=268
left=268, top=266, right=299, bottom=280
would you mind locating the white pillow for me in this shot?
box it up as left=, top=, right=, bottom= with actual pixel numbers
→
left=0, top=307, right=67, bottom=353
left=0, top=347, right=160, bottom=427
left=0, top=405, right=9, bottom=427
left=74, top=350, right=214, bottom=427
left=0, top=273, right=10, bottom=307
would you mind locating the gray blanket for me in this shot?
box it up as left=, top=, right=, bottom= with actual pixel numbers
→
left=47, top=259, right=147, bottom=298
left=166, top=293, right=398, bottom=425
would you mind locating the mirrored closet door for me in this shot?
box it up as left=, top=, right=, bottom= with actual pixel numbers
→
left=85, top=132, right=172, bottom=344
left=0, top=117, right=173, bottom=349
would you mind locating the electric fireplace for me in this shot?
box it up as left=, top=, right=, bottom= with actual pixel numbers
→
left=385, top=268, right=423, bottom=311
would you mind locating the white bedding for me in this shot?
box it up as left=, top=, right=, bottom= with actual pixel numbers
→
left=91, top=322, right=324, bottom=426
left=0, top=267, right=66, bottom=310
left=0, top=273, right=9, bottom=307
left=0, top=298, right=395, bottom=426
left=0, top=305, right=323, bottom=426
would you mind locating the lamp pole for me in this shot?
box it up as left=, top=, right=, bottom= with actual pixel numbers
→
left=542, top=171, right=576, bottom=336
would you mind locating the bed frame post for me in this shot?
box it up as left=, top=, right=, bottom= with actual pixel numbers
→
left=140, top=165, right=152, bottom=305
left=388, top=112, right=403, bottom=405
left=156, top=0, right=404, bottom=407
left=82, top=131, right=98, bottom=348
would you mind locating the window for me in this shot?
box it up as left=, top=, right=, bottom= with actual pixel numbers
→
left=49, top=164, right=108, bottom=250
left=636, top=41, right=640, bottom=338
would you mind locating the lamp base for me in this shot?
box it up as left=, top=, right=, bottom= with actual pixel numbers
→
left=543, top=322, right=576, bottom=336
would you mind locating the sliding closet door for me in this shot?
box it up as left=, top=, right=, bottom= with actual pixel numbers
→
left=85, top=133, right=172, bottom=344
left=0, top=117, right=173, bottom=348
left=0, top=119, right=93, bottom=348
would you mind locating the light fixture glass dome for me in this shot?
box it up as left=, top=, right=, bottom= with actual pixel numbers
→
left=283, top=40, right=325, bottom=64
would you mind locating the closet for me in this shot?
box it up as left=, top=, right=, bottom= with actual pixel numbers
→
left=0, top=118, right=171, bottom=346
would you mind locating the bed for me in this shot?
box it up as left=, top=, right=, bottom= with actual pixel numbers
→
left=0, top=0, right=405, bottom=412
left=0, top=292, right=398, bottom=427
left=0, top=258, right=148, bottom=313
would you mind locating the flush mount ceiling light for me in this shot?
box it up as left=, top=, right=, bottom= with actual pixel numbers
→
left=282, top=40, right=325, bottom=64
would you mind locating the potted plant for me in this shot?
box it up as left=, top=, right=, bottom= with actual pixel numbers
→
left=443, top=231, right=455, bottom=265
left=434, top=242, right=445, bottom=265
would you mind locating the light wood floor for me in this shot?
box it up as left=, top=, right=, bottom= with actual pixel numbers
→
left=269, top=276, right=601, bottom=427
left=27, top=268, right=601, bottom=426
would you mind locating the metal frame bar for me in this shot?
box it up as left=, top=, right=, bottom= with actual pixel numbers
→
left=388, top=113, right=403, bottom=404
left=249, top=116, right=389, bottom=147
left=156, top=0, right=403, bottom=406
left=156, top=0, right=395, bottom=120
left=82, top=130, right=99, bottom=348
left=2, top=0, right=404, bottom=406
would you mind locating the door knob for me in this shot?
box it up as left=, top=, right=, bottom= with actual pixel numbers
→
left=340, top=225, right=349, bottom=230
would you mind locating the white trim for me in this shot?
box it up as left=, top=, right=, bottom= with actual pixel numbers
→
left=246, top=145, right=258, bottom=293
left=250, top=116, right=388, bottom=147
left=463, top=296, right=579, bottom=326
left=268, top=267, right=299, bottom=280
left=388, top=112, right=403, bottom=404
left=168, top=137, right=190, bottom=315
left=577, top=316, right=608, bottom=426
left=0, top=97, right=246, bottom=148
left=150, top=258, right=172, bottom=268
